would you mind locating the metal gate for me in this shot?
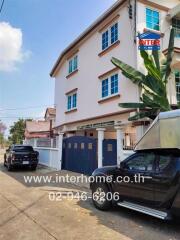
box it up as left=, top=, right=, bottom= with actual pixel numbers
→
left=103, top=139, right=117, bottom=166
left=62, top=136, right=97, bottom=175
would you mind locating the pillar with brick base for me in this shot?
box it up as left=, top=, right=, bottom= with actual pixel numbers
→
left=115, top=126, right=124, bottom=165
left=96, top=128, right=106, bottom=168
left=57, top=132, right=64, bottom=170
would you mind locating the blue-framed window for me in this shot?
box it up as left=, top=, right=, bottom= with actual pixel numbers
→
left=67, top=93, right=77, bottom=110
left=172, top=18, right=180, bottom=38
left=67, top=96, right=72, bottom=110
left=102, top=79, right=109, bottom=98
left=68, top=55, right=78, bottom=74
left=101, top=74, right=119, bottom=98
left=72, top=93, right=77, bottom=108
left=101, top=22, right=118, bottom=50
left=69, top=60, right=73, bottom=74
left=111, top=74, right=118, bottom=94
left=175, top=71, right=180, bottom=103
left=74, top=56, right=78, bottom=70
left=111, top=23, right=118, bottom=44
left=102, top=30, right=108, bottom=50
left=146, top=8, right=160, bottom=31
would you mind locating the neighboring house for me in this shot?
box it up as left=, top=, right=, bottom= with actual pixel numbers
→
left=44, top=107, right=56, bottom=137
left=50, top=0, right=180, bottom=150
left=44, top=107, right=56, bottom=125
left=24, top=107, right=56, bottom=147
left=25, top=120, right=51, bottom=139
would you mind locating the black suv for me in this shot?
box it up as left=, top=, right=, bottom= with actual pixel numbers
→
left=4, top=145, right=39, bottom=171
left=90, top=149, right=180, bottom=220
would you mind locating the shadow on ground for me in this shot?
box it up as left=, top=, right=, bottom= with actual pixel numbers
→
left=77, top=199, right=180, bottom=240
left=1, top=161, right=180, bottom=240
left=0, top=162, right=88, bottom=192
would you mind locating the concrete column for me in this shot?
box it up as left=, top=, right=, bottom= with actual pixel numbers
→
left=57, top=132, right=64, bottom=170
left=34, top=138, right=37, bottom=148
left=136, top=125, right=144, bottom=142
left=50, top=138, right=53, bottom=148
left=96, top=128, right=106, bottom=168
left=115, top=126, right=124, bottom=165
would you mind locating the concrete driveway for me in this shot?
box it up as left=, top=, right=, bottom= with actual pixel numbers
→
left=0, top=153, right=179, bottom=240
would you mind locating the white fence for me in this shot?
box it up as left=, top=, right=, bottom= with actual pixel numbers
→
left=34, top=147, right=60, bottom=170
left=25, top=137, right=134, bottom=170
left=25, top=137, right=57, bottom=148
left=34, top=148, right=133, bottom=170
left=123, top=150, right=134, bottom=158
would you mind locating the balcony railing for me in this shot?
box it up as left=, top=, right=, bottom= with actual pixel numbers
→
left=123, top=133, right=136, bottom=150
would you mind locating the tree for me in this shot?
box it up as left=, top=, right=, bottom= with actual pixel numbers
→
left=0, top=133, right=5, bottom=146
left=111, top=28, right=175, bottom=121
left=0, top=121, right=7, bottom=147
left=8, top=119, right=27, bottom=144
left=0, top=121, right=6, bottom=135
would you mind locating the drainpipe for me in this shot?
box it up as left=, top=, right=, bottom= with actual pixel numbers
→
left=134, top=0, right=137, bottom=43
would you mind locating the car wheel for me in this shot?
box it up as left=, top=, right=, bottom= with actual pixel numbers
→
left=4, top=159, right=6, bottom=167
left=30, top=165, right=37, bottom=171
left=92, top=183, right=112, bottom=211
left=7, top=163, right=12, bottom=171
left=4, top=155, right=7, bottom=167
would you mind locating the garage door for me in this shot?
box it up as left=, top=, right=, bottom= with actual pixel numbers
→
left=62, top=136, right=97, bottom=175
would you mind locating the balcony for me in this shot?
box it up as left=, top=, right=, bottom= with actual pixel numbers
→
left=166, top=4, right=180, bottom=20
left=162, top=29, right=180, bottom=71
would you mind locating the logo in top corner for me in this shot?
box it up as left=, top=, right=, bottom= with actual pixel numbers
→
left=138, top=31, right=161, bottom=50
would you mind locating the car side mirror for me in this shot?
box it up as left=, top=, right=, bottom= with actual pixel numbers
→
left=120, top=161, right=126, bottom=169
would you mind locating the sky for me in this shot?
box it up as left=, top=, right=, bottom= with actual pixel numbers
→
left=0, top=0, right=116, bottom=137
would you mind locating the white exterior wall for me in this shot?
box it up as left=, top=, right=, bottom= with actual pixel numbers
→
left=54, top=4, right=139, bottom=128
left=34, top=147, right=60, bottom=170
left=54, top=0, right=180, bottom=130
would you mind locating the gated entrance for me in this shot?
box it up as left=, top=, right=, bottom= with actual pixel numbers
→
left=103, top=139, right=117, bottom=166
left=62, top=136, right=97, bottom=175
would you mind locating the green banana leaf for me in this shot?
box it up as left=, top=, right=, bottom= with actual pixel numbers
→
left=152, top=49, right=160, bottom=71
left=111, top=28, right=176, bottom=121
left=128, top=110, right=158, bottom=121
left=143, top=75, right=166, bottom=96
left=118, top=102, right=147, bottom=109
left=140, top=50, right=161, bottom=82
left=111, top=57, right=146, bottom=85
left=164, top=28, right=175, bottom=83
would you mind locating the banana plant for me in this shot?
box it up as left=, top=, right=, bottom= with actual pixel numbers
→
left=111, top=28, right=175, bottom=121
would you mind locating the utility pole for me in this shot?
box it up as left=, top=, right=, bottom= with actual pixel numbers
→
left=0, top=0, right=4, bottom=14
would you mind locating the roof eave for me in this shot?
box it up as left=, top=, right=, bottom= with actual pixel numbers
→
left=50, top=0, right=127, bottom=77
left=166, top=4, right=180, bottom=19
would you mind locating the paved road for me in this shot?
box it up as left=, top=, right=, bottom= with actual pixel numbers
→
left=0, top=154, right=180, bottom=240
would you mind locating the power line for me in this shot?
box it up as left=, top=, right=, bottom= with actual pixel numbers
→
left=0, top=116, right=44, bottom=119
left=0, top=104, right=55, bottom=111
left=0, top=0, right=4, bottom=14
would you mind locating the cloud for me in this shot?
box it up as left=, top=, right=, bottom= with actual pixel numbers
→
left=0, top=22, right=30, bottom=72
